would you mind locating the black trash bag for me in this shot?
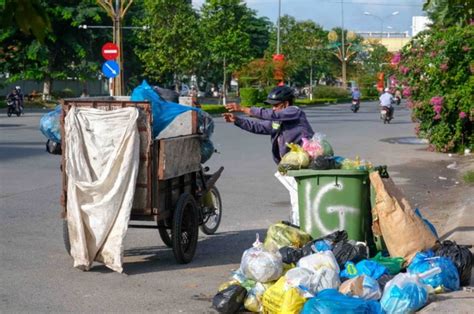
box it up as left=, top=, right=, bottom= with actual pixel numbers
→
left=279, top=243, right=314, bottom=264
left=332, top=240, right=368, bottom=269
left=377, top=274, right=395, bottom=291
left=153, top=86, right=179, bottom=103
left=314, top=230, right=348, bottom=246
left=279, top=247, right=303, bottom=264
left=46, top=139, right=62, bottom=155
left=434, top=240, right=473, bottom=286
left=212, top=285, right=247, bottom=314
left=309, top=156, right=336, bottom=170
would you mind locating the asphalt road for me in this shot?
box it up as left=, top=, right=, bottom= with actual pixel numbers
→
left=0, top=102, right=450, bottom=313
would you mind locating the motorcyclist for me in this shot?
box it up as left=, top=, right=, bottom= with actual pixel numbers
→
left=379, top=88, right=394, bottom=119
left=351, top=87, right=361, bottom=103
left=7, top=86, right=24, bottom=113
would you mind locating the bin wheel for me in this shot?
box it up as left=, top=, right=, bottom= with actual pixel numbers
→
left=157, top=219, right=173, bottom=248
left=62, top=219, right=71, bottom=255
left=200, top=187, right=222, bottom=235
left=172, top=193, right=199, bottom=264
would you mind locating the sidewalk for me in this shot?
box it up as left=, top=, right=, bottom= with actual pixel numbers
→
left=396, top=155, right=474, bottom=312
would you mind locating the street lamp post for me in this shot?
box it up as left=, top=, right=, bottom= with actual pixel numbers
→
left=363, top=11, right=399, bottom=39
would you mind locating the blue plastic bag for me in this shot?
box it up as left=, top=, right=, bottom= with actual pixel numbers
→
left=380, top=272, right=428, bottom=314
left=301, top=289, right=382, bottom=314
left=131, top=80, right=198, bottom=138
left=408, top=251, right=460, bottom=291
left=39, top=105, right=61, bottom=143
left=341, top=260, right=388, bottom=280
left=314, top=240, right=332, bottom=252
left=415, top=208, right=439, bottom=238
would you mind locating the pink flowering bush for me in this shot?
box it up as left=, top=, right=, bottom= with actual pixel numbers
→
left=396, top=25, right=473, bottom=152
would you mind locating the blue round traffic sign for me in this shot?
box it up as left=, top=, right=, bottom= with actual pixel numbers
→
left=102, top=60, right=120, bottom=78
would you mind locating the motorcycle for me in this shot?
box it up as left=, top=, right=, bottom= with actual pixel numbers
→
left=351, top=99, right=360, bottom=113
left=394, top=96, right=401, bottom=106
left=6, top=98, right=23, bottom=117
left=380, top=106, right=393, bottom=124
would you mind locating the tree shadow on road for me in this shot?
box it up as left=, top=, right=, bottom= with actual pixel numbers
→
left=90, top=228, right=267, bottom=275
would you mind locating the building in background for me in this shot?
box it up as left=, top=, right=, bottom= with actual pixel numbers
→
left=412, top=16, right=431, bottom=36
left=356, top=31, right=411, bottom=52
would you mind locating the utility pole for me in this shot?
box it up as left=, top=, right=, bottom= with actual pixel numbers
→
left=277, top=0, right=281, bottom=55
left=97, top=0, right=133, bottom=96
left=340, top=0, right=346, bottom=89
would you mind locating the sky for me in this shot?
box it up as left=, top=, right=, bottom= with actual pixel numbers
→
left=192, top=0, right=426, bottom=35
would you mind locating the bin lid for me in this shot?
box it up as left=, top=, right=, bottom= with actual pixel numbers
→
left=286, top=169, right=369, bottom=177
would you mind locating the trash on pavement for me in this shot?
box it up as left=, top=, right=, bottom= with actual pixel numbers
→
left=370, top=252, right=405, bottom=275
left=278, top=143, right=310, bottom=173
left=240, top=234, right=283, bottom=283
left=301, top=289, right=382, bottom=314
left=39, top=105, right=61, bottom=143
left=407, top=251, right=460, bottom=292
left=261, top=276, right=306, bottom=314
left=263, top=221, right=312, bottom=253
left=339, top=275, right=382, bottom=300
left=340, top=260, right=388, bottom=280
left=212, top=284, right=247, bottom=314
left=415, top=208, right=439, bottom=238
left=244, top=282, right=267, bottom=312
left=332, top=240, right=368, bottom=269
left=297, top=250, right=340, bottom=274
left=370, top=172, right=437, bottom=264
left=434, top=240, right=473, bottom=286
left=380, top=268, right=440, bottom=314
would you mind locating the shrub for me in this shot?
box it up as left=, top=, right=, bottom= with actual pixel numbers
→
left=240, top=87, right=263, bottom=107
left=313, top=86, right=349, bottom=99
left=394, top=25, right=473, bottom=152
left=51, top=88, right=76, bottom=99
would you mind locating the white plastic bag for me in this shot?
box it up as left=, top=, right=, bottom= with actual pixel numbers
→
left=297, top=251, right=340, bottom=273
left=285, top=266, right=340, bottom=297
left=240, top=234, right=283, bottom=283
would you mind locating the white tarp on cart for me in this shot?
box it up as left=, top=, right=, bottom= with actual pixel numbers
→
left=65, top=106, right=140, bottom=273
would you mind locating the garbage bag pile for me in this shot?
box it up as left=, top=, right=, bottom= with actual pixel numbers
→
left=213, top=221, right=467, bottom=313
left=277, top=133, right=376, bottom=173
left=39, top=81, right=217, bottom=163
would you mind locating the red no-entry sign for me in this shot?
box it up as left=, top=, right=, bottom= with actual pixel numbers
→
left=101, top=42, right=119, bottom=60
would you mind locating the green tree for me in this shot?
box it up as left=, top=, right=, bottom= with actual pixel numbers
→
left=423, top=0, right=473, bottom=28
left=136, top=0, right=202, bottom=89
left=264, top=16, right=331, bottom=87
left=0, top=0, right=51, bottom=43
left=0, top=0, right=108, bottom=98
left=200, top=0, right=253, bottom=98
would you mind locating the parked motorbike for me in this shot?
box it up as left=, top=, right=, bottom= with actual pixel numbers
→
left=6, top=98, right=23, bottom=117
left=380, top=106, right=393, bottom=124
left=351, top=99, right=360, bottom=113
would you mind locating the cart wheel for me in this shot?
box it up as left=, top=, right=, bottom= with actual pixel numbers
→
left=157, top=220, right=173, bottom=248
left=172, top=193, right=199, bottom=264
left=200, top=187, right=222, bottom=235
left=62, top=219, right=71, bottom=255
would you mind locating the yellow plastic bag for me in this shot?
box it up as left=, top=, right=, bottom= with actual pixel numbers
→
left=262, top=277, right=306, bottom=314
left=278, top=143, right=310, bottom=173
left=264, top=222, right=312, bottom=253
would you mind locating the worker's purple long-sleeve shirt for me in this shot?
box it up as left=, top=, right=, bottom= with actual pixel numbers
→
left=234, top=106, right=314, bottom=164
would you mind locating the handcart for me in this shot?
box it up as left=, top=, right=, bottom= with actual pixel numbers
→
left=59, top=97, right=223, bottom=264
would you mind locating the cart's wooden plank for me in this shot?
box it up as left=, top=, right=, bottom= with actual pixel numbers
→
left=155, top=110, right=195, bottom=139
left=158, top=135, right=201, bottom=180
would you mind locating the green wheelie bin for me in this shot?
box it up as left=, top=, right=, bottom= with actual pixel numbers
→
left=287, top=169, right=373, bottom=243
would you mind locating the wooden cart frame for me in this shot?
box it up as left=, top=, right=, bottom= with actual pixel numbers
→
left=59, top=97, right=223, bottom=264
